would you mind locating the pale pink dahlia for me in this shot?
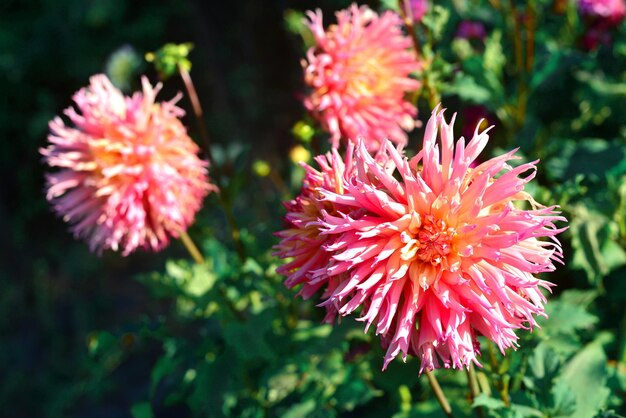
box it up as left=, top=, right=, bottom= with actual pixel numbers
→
left=41, top=74, right=216, bottom=255
left=276, top=107, right=566, bottom=372
left=579, top=0, right=626, bottom=25
left=302, top=4, right=421, bottom=150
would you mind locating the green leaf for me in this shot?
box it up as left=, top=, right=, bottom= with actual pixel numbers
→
left=284, top=9, right=314, bottom=49
left=542, top=299, right=598, bottom=336
left=595, top=411, right=626, bottom=418
left=334, top=366, right=382, bottom=411
left=483, top=30, right=504, bottom=79
left=546, top=139, right=626, bottom=182
left=526, top=343, right=561, bottom=399
left=569, top=205, right=626, bottom=284
left=222, top=311, right=275, bottom=361
left=575, top=71, right=626, bottom=97
left=131, top=402, right=154, bottom=418
left=446, top=74, right=492, bottom=104
left=473, top=393, right=506, bottom=410
left=550, top=380, right=577, bottom=417
left=530, top=44, right=581, bottom=90
left=506, top=404, right=544, bottom=418
left=145, top=42, right=193, bottom=78
left=558, top=336, right=611, bottom=418
left=422, top=5, right=450, bottom=41
left=282, top=399, right=317, bottom=418
left=265, top=364, right=301, bottom=405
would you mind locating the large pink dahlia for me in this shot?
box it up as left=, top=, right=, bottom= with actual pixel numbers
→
left=41, top=74, right=216, bottom=255
left=302, top=4, right=421, bottom=150
left=276, top=107, right=566, bottom=372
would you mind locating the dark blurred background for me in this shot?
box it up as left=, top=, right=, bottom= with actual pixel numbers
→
left=0, top=0, right=352, bottom=416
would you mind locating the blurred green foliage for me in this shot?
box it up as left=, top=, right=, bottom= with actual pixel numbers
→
left=4, top=0, right=626, bottom=417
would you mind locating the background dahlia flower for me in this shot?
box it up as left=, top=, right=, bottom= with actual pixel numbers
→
left=406, top=0, right=428, bottom=23
left=578, top=0, right=626, bottom=26
left=302, top=4, right=421, bottom=150
left=41, top=74, right=216, bottom=255
left=276, top=107, right=566, bottom=372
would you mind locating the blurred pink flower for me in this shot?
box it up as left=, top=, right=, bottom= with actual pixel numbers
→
left=302, top=4, right=421, bottom=150
left=276, top=107, right=566, bottom=372
left=578, top=0, right=626, bottom=25
left=461, top=105, right=494, bottom=141
left=41, top=74, right=216, bottom=255
left=455, top=20, right=487, bottom=41
left=581, top=24, right=614, bottom=49
left=406, top=0, right=428, bottom=22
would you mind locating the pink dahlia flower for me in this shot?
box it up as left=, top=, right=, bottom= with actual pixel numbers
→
left=578, top=0, right=626, bottom=26
left=455, top=21, right=487, bottom=41
left=41, top=74, right=216, bottom=255
left=302, top=4, right=421, bottom=150
left=405, top=0, right=428, bottom=23
left=276, top=107, right=566, bottom=372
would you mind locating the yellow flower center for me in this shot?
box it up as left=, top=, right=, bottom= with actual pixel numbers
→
left=400, top=215, right=455, bottom=266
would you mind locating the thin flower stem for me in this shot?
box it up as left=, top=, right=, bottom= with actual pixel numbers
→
left=177, top=64, right=246, bottom=261
left=398, top=0, right=440, bottom=109
left=488, top=0, right=502, bottom=10
left=179, top=229, right=205, bottom=264
left=508, top=0, right=524, bottom=76
left=179, top=229, right=245, bottom=321
left=425, top=370, right=454, bottom=418
left=178, top=64, right=213, bottom=162
left=467, top=364, right=484, bottom=418
left=399, top=0, right=421, bottom=56
left=268, top=169, right=290, bottom=197
left=525, top=0, right=537, bottom=73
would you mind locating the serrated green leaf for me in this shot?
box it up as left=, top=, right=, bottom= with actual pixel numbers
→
left=558, top=336, right=611, bottom=418
left=550, top=380, right=577, bottom=417
left=526, top=343, right=561, bottom=401
left=542, top=300, right=598, bottom=336
left=570, top=204, right=626, bottom=284
left=422, top=5, right=450, bottom=41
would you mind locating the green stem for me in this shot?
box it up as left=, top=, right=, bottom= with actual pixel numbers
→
left=425, top=370, right=454, bottom=418
left=467, top=364, right=484, bottom=418
left=177, top=64, right=246, bottom=261
left=486, top=341, right=511, bottom=407
left=398, top=0, right=440, bottom=109
left=399, top=0, right=421, bottom=57
left=179, top=228, right=245, bottom=321
left=178, top=64, right=213, bottom=162
left=179, top=230, right=205, bottom=264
